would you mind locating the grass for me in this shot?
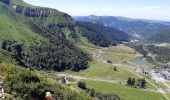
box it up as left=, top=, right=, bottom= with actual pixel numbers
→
left=83, top=80, right=167, bottom=100
left=103, top=45, right=136, bottom=54
left=55, top=60, right=139, bottom=81
left=101, top=45, right=138, bottom=63
left=55, top=59, right=156, bottom=89
left=85, top=60, right=139, bottom=81
left=0, top=49, right=17, bottom=64
left=55, top=45, right=156, bottom=88
left=166, top=92, right=170, bottom=99
left=102, top=52, right=137, bottom=63
left=0, top=14, right=44, bottom=47
left=52, top=44, right=163, bottom=100
left=102, top=45, right=154, bottom=67
left=0, top=63, right=92, bottom=100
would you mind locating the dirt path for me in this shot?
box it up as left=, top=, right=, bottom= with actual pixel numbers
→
left=57, top=74, right=122, bottom=84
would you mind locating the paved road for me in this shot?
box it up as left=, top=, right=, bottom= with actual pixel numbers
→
left=93, top=49, right=170, bottom=100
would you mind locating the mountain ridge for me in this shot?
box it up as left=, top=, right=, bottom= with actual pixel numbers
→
left=0, top=0, right=91, bottom=72
left=73, top=15, right=170, bottom=42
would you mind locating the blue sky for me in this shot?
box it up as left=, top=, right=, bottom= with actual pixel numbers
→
left=23, top=0, right=170, bottom=21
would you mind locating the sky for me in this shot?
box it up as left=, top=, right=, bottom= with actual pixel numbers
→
left=23, top=0, right=170, bottom=21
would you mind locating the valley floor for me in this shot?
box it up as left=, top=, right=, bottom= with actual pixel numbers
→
left=41, top=44, right=170, bottom=100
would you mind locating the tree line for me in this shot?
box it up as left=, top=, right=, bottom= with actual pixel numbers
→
left=127, top=77, right=147, bottom=89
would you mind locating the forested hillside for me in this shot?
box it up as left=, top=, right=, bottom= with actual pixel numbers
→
left=147, top=29, right=170, bottom=43
left=77, top=22, right=130, bottom=46
left=0, top=0, right=91, bottom=72
left=0, top=0, right=133, bottom=72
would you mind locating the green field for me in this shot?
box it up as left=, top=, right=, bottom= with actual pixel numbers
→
left=83, top=60, right=140, bottom=81
left=83, top=80, right=166, bottom=100
left=56, top=60, right=140, bottom=82
left=52, top=44, right=167, bottom=100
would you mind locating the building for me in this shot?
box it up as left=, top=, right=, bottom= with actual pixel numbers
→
left=160, top=71, right=170, bottom=80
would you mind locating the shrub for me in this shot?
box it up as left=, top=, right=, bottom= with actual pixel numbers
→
left=77, top=81, right=86, bottom=90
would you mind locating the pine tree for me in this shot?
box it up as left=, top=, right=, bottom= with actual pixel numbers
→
left=131, top=78, right=136, bottom=86
left=127, top=77, right=132, bottom=86
left=141, top=79, right=147, bottom=88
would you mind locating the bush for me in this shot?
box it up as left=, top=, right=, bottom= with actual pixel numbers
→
left=0, top=65, right=91, bottom=100
left=86, top=88, right=121, bottom=100
left=77, top=81, right=86, bottom=90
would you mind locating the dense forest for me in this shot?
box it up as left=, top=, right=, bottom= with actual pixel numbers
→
left=147, top=29, right=170, bottom=43
left=130, top=44, right=170, bottom=64
left=77, top=23, right=111, bottom=47
left=0, top=0, right=92, bottom=72
left=129, top=44, right=155, bottom=64
left=147, top=45, right=170, bottom=63
left=77, top=22, right=131, bottom=45
left=77, top=22, right=130, bottom=41
left=0, top=26, right=91, bottom=71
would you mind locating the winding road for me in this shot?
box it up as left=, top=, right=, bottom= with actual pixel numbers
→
left=94, top=48, right=170, bottom=100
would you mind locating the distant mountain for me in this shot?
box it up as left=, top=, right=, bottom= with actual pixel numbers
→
left=74, top=15, right=170, bottom=42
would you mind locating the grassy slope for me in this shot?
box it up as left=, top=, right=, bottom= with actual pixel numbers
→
left=57, top=60, right=139, bottom=81
left=0, top=63, right=91, bottom=99
left=56, top=45, right=154, bottom=83
left=0, top=0, right=74, bottom=45
left=0, top=49, right=16, bottom=63
left=84, top=80, right=166, bottom=100
left=102, top=45, right=137, bottom=63
left=0, top=2, right=45, bottom=47
left=102, top=45, right=154, bottom=67
left=83, top=60, right=139, bottom=81
left=54, top=44, right=165, bottom=100
left=0, top=14, right=44, bottom=46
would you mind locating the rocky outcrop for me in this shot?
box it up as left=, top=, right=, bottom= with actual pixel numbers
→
left=13, top=5, right=52, bottom=17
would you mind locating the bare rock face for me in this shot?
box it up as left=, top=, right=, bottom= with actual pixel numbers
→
left=13, top=5, right=52, bottom=17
